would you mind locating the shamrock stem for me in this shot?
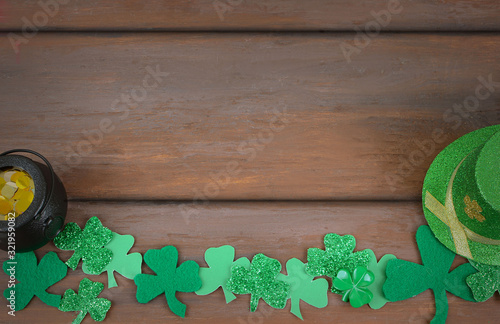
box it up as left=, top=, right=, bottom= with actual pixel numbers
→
left=290, top=297, right=303, bottom=320
left=37, top=290, right=62, bottom=308
left=166, top=292, right=187, bottom=318
left=430, top=289, right=448, bottom=324
left=222, top=288, right=237, bottom=303
left=107, top=270, right=118, bottom=288
left=73, top=310, right=87, bottom=324
left=66, top=253, right=82, bottom=271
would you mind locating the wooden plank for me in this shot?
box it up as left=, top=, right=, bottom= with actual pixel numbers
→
left=1, top=0, right=500, bottom=31
left=0, top=33, right=498, bottom=200
left=0, top=201, right=497, bottom=323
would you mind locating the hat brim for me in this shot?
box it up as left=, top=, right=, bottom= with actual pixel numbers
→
left=423, top=125, right=500, bottom=265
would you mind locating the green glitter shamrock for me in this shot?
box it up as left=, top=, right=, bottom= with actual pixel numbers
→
left=2, top=251, right=67, bottom=311
left=277, top=258, right=328, bottom=320
left=58, top=278, right=111, bottom=324
left=305, top=233, right=371, bottom=293
left=54, top=216, right=113, bottom=274
left=195, top=245, right=250, bottom=303
left=83, top=232, right=142, bottom=288
left=333, top=266, right=374, bottom=308
left=466, top=261, right=500, bottom=302
left=134, top=245, right=202, bottom=318
left=383, top=226, right=476, bottom=324
left=227, top=253, right=290, bottom=312
left=366, top=249, right=396, bottom=309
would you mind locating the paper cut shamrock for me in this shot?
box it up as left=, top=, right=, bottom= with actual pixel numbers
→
left=305, top=233, right=371, bottom=293
left=466, top=260, right=500, bottom=302
left=366, top=249, right=396, bottom=309
left=2, top=251, right=67, bottom=311
left=383, top=226, right=476, bottom=324
left=195, top=245, right=250, bottom=303
left=54, top=216, right=113, bottom=274
left=227, top=253, right=290, bottom=312
left=134, top=245, right=202, bottom=318
left=333, top=266, right=374, bottom=308
left=277, top=258, right=328, bottom=320
left=59, top=278, right=111, bottom=324
left=83, top=232, right=142, bottom=288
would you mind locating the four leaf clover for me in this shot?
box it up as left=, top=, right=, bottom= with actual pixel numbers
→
left=227, top=253, right=290, bottom=312
left=333, top=266, right=374, bottom=308
left=383, top=226, right=477, bottom=324
left=277, top=258, right=329, bottom=320
left=305, top=233, right=371, bottom=293
left=466, top=261, right=500, bottom=302
left=58, top=278, right=111, bottom=324
left=134, top=245, right=202, bottom=317
left=83, top=232, right=142, bottom=288
left=196, top=245, right=250, bottom=303
left=2, top=251, right=67, bottom=311
left=54, top=216, right=113, bottom=274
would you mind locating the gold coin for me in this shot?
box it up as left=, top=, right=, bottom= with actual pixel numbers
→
left=0, top=196, right=12, bottom=214
left=1, top=182, right=18, bottom=200
left=16, top=174, right=30, bottom=190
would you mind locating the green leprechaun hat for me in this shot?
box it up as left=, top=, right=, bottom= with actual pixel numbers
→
left=423, top=124, right=500, bottom=266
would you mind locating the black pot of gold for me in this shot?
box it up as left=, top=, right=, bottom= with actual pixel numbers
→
left=0, top=150, right=67, bottom=252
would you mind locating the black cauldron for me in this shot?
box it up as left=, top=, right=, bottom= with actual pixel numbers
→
left=0, top=150, right=67, bottom=252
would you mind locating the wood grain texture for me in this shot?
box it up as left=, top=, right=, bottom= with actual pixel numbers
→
left=1, top=201, right=498, bottom=323
left=1, top=33, right=498, bottom=200
left=1, top=0, right=500, bottom=31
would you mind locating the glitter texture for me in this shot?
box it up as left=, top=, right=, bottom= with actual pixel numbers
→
left=423, top=125, right=500, bottom=265
left=196, top=245, right=250, bottom=303
left=82, top=232, right=142, bottom=288
left=305, top=233, right=371, bottom=294
left=466, top=261, right=500, bottom=302
left=53, top=216, right=113, bottom=274
left=227, top=253, right=290, bottom=312
left=59, top=278, right=111, bottom=324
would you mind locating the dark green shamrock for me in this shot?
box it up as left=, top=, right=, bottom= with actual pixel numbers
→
left=466, top=260, right=500, bottom=302
left=277, top=258, right=328, bottom=320
left=3, top=251, right=67, bottom=311
left=333, top=266, right=374, bottom=308
left=54, top=216, right=113, bottom=274
left=227, top=253, right=290, bottom=312
left=383, top=226, right=476, bottom=324
left=305, top=233, right=371, bottom=293
left=134, top=245, right=202, bottom=318
left=195, top=245, right=250, bottom=303
left=58, top=278, right=111, bottom=324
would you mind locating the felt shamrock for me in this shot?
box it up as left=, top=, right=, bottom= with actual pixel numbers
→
left=466, top=261, right=500, bottom=302
left=134, top=245, right=202, bottom=318
left=383, top=226, right=477, bottom=324
left=333, top=266, right=374, bottom=308
left=277, top=258, right=329, bottom=320
left=227, top=253, right=290, bottom=312
left=305, top=233, right=371, bottom=293
left=58, top=278, right=111, bottom=324
left=195, top=245, right=250, bottom=303
left=366, top=249, right=396, bottom=309
left=54, top=216, right=113, bottom=274
left=83, top=232, right=142, bottom=288
left=2, top=251, right=67, bottom=311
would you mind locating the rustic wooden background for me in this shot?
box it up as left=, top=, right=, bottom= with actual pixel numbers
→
left=1, top=0, right=499, bottom=323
